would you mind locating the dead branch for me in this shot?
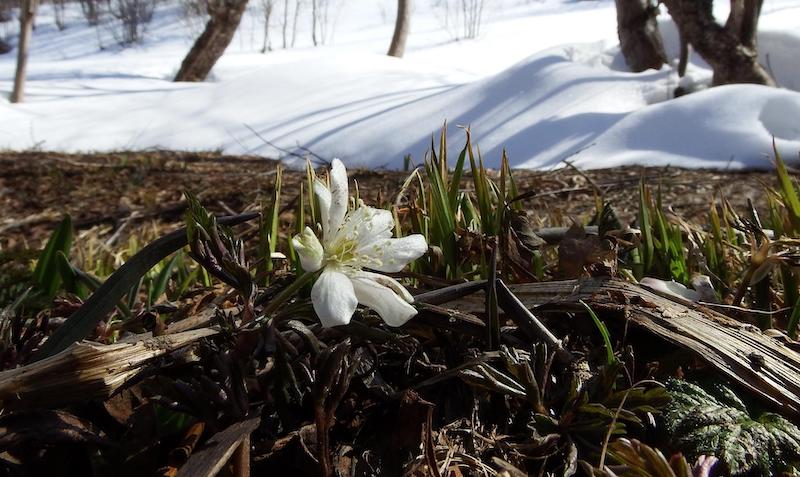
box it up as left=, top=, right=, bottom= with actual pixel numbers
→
left=0, top=328, right=217, bottom=410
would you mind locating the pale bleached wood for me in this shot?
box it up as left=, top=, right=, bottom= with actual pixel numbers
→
left=505, top=278, right=800, bottom=417
left=176, top=416, right=260, bottom=477
left=0, top=328, right=217, bottom=410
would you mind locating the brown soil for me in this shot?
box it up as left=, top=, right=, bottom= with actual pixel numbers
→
left=0, top=150, right=780, bottom=249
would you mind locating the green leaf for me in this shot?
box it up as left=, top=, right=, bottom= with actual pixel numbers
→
left=54, top=251, right=87, bottom=299
left=638, top=181, right=654, bottom=277
left=259, top=165, right=283, bottom=285
left=664, top=379, right=800, bottom=475
left=32, top=212, right=258, bottom=361
left=33, top=216, right=73, bottom=300
left=774, top=142, right=800, bottom=233
left=580, top=300, right=615, bottom=365
left=447, top=142, right=468, bottom=210
left=148, top=253, right=180, bottom=308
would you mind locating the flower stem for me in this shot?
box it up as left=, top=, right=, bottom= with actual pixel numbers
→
left=261, top=272, right=316, bottom=317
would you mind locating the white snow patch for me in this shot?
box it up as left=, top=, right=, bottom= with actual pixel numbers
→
left=1, top=0, right=800, bottom=169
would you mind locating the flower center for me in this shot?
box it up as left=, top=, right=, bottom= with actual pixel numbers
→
left=325, top=235, right=360, bottom=268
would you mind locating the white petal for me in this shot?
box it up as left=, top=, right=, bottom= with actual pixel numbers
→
left=351, top=275, right=418, bottom=327
left=314, top=179, right=332, bottom=241
left=353, top=270, right=414, bottom=303
left=358, top=234, right=428, bottom=273
left=291, top=226, right=324, bottom=273
left=354, top=206, right=394, bottom=240
left=332, top=205, right=394, bottom=245
left=640, top=277, right=700, bottom=302
left=311, top=270, right=358, bottom=327
left=328, top=159, right=349, bottom=237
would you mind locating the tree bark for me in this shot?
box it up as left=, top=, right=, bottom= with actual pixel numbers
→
left=677, top=32, right=689, bottom=77
left=261, top=0, right=274, bottom=53
left=387, top=0, right=411, bottom=58
left=11, top=0, right=38, bottom=103
left=738, top=0, right=762, bottom=50
left=662, top=0, right=773, bottom=86
left=614, top=0, right=667, bottom=72
left=311, top=0, right=318, bottom=46
left=174, top=0, right=249, bottom=82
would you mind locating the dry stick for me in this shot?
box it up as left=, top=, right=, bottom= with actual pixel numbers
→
left=506, top=278, right=800, bottom=417
left=562, top=159, right=603, bottom=198
left=231, top=435, right=250, bottom=477
left=243, top=123, right=329, bottom=165
left=413, top=280, right=488, bottom=306
left=0, top=328, right=217, bottom=410
left=175, top=416, right=260, bottom=477
left=495, top=279, right=574, bottom=363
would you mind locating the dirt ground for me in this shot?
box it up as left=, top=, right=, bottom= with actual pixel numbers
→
left=0, top=150, right=781, bottom=250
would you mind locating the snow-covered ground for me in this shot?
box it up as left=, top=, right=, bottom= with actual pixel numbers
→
left=2, top=0, right=800, bottom=169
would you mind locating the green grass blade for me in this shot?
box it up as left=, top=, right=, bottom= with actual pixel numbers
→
left=774, top=142, right=800, bottom=233
left=33, top=215, right=73, bottom=299
left=55, top=250, right=87, bottom=300
left=32, top=212, right=258, bottom=361
left=580, top=299, right=615, bottom=365
left=259, top=165, right=283, bottom=285
left=148, top=254, right=180, bottom=308
left=638, top=180, right=654, bottom=277
left=448, top=142, right=468, bottom=209
left=789, top=297, right=800, bottom=339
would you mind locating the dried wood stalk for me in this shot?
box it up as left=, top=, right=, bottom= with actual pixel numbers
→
left=506, top=278, right=800, bottom=417
left=0, top=328, right=217, bottom=410
left=439, top=277, right=800, bottom=416
left=175, top=416, right=260, bottom=477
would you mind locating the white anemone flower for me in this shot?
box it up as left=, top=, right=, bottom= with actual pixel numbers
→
left=292, top=159, right=427, bottom=328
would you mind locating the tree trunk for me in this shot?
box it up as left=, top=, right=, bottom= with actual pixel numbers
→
left=738, top=0, right=762, bottom=50
left=261, top=0, right=273, bottom=53
left=662, top=0, right=773, bottom=86
left=291, top=0, right=301, bottom=47
left=677, top=32, right=689, bottom=77
left=311, top=0, right=318, bottom=46
left=614, top=0, right=667, bottom=72
left=11, top=0, right=38, bottom=103
left=281, top=0, right=289, bottom=48
left=387, top=0, right=411, bottom=58
left=174, top=0, right=249, bottom=82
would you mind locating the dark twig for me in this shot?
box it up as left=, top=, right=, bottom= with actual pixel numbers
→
left=243, top=124, right=329, bottom=166
left=413, top=280, right=487, bottom=306
left=495, top=279, right=574, bottom=363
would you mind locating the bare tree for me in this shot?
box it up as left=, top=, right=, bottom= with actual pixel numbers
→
left=310, top=0, right=336, bottom=46
left=52, top=0, right=67, bottom=30
left=280, top=0, right=288, bottom=48
left=432, top=0, right=484, bottom=40
left=11, top=0, right=38, bottom=103
left=291, top=0, right=301, bottom=47
left=462, top=0, right=484, bottom=39
left=0, top=0, right=11, bottom=54
left=79, top=0, right=101, bottom=26
left=387, top=0, right=411, bottom=58
left=615, top=0, right=666, bottom=72
left=261, top=0, right=274, bottom=53
left=661, top=0, right=774, bottom=86
left=310, top=0, right=318, bottom=46
left=174, top=0, right=249, bottom=82
left=108, top=0, right=159, bottom=45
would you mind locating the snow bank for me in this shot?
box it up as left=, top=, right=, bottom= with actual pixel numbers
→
left=1, top=0, right=800, bottom=170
